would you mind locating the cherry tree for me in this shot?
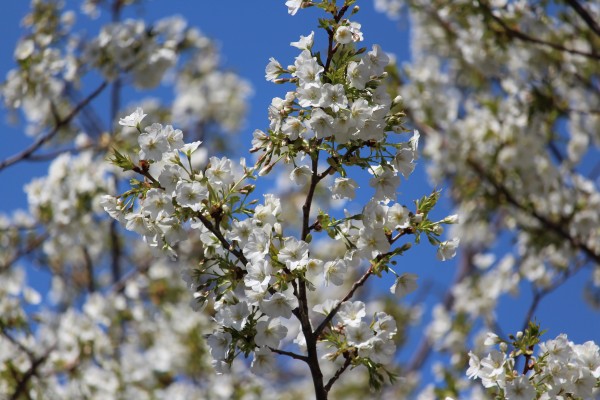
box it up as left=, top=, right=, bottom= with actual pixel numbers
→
left=375, top=0, right=600, bottom=398
left=102, top=1, right=461, bottom=397
left=1, top=0, right=599, bottom=399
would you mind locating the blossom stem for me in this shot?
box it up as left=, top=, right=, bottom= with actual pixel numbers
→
left=323, top=5, right=350, bottom=77
left=131, top=166, right=163, bottom=188
left=196, top=213, right=248, bottom=266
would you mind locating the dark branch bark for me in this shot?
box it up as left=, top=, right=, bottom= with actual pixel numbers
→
left=269, top=347, right=309, bottom=362
left=10, top=350, right=51, bottom=400
left=108, top=0, right=124, bottom=286
left=564, top=0, right=600, bottom=37
left=82, top=246, right=95, bottom=293
left=324, top=352, right=353, bottom=393
left=1, top=329, right=54, bottom=400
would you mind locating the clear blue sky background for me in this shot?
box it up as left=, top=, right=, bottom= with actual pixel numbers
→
left=1, top=0, right=598, bottom=388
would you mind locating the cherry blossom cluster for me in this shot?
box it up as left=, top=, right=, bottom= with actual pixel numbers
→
left=468, top=329, right=600, bottom=399
left=0, top=252, right=289, bottom=398
left=2, top=0, right=78, bottom=135
left=1, top=0, right=598, bottom=397
left=374, top=0, right=600, bottom=397
left=103, top=107, right=430, bottom=384
left=0, top=0, right=259, bottom=397
left=103, top=1, right=460, bottom=395
left=1, top=0, right=250, bottom=141
left=172, top=52, right=252, bottom=134
left=23, top=140, right=113, bottom=274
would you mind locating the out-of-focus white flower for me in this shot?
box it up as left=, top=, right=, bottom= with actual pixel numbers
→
left=437, top=238, right=460, bottom=261
left=390, top=273, right=418, bottom=297
left=118, top=107, right=147, bottom=127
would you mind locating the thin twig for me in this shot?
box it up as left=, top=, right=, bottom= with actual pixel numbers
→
left=324, top=352, right=353, bottom=392
left=110, top=262, right=151, bottom=294
left=196, top=213, right=248, bottom=266
left=520, top=261, right=586, bottom=334
left=66, top=86, right=106, bottom=137
left=10, top=348, right=53, bottom=400
left=1, top=329, right=35, bottom=359
left=468, top=159, right=600, bottom=265
left=1, top=329, right=55, bottom=400
left=23, top=143, right=99, bottom=161
left=478, top=0, right=600, bottom=60
left=406, top=249, right=476, bottom=373
left=0, top=81, right=109, bottom=173
left=269, top=347, right=309, bottom=362
left=314, top=265, right=374, bottom=338
left=322, top=4, right=348, bottom=78
left=0, top=233, right=48, bottom=272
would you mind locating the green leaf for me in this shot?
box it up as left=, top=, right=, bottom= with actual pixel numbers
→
left=415, top=189, right=441, bottom=215
left=108, top=148, right=135, bottom=171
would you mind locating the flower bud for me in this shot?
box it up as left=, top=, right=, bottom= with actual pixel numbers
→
left=240, top=184, right=256, bottom=194
left=442, top=214, right=459, bottom=224
left=259, top=163, right=275, bottom=176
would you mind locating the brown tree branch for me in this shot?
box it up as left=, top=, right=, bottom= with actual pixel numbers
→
left=10, top=348, right=52, bottom=400
left=269, top=347, right=309, bottom=362
left=564, top=0, right=600, bottom=38
left=478, top=0, right=600, bottom=60
left=314, top=265, right=374, bottom=339
left=467, top=159, right=600, bottom=265
left=0, top=233, right=48, bottom=272
left=294, top=4, right=354, bottom=390
left=0, top=81, right=109, bottom=173
left=1, top=329, right=55, bottom=400
left=82, top=246, right=95, bottom=293
left=406, top=249, right=476, bottom=373
left=324, top=352, right=353, bottom=393
left=196, top=213, right=248, bottom=266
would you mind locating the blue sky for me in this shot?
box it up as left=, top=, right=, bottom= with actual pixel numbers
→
left=1, top=0, right=599, bottom=389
